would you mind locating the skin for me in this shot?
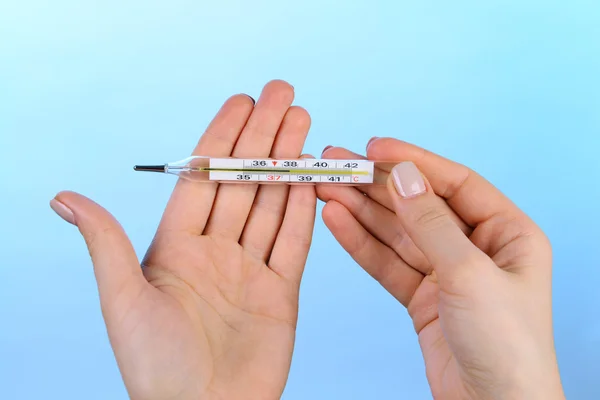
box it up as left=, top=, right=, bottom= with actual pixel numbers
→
left=50, top=80, right=317, bottom=400
left=50, top=81, right=565, bottom=399
left=317, top=138, right=566, bottom=399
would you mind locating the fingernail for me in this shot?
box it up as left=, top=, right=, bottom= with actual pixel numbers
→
left=245, top=94, right=256, bottom=105
left=366, top=136, right=379, bottom=150
left=391, top=162, right=426, bottom=198
left=50, top=198, right=76, bottom=225
left=322, top=145, right=333, bottom=153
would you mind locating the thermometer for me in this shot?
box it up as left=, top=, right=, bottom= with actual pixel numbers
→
left=134, top=156, right=395, bottom=186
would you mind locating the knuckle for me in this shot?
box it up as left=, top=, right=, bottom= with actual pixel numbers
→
left=412, top=206, right=449, bottom=231
left=254, top=195, right=285, bottom=218
left=353, top=191, right=371, bottom=216
left=290, top=187, right=317, bottom=210
left=442, top=253, right=491, bottom=291
left=85, top=227, right=117, bottom=256
left=368, top=262, right=392, bottom=283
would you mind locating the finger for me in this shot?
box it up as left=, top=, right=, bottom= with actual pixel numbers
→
left=269, top=176, right=317, bottom=284
left=386, top=162, right=492, bottom=283
left=321, top=200, right=424, bottom=306
left=203, top=80, right=295, bottom=239
left=321, top=146, right=392, bottom=209
left=317, top=184, right=431, bottom=274
left=368, top=137, right=528, bottom=228
left=240, top=107, right=311, bottom=261
left=322, top=145, right=471, bottom=235
left=159, top=94, right=255, bottom=234
left=50, top=191, right=148, bottom=317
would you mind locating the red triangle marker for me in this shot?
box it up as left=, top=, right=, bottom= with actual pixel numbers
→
left=272, top=161, right=278, bottom=166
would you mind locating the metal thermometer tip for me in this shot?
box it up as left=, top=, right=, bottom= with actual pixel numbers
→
left=133, top=165, right=166, bottom=172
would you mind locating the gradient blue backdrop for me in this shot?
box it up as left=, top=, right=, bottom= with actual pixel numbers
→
left=1, top=1, right=599, bottom=399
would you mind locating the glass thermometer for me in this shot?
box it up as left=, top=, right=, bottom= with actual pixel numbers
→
left=134, top=156, right=395, bottom=185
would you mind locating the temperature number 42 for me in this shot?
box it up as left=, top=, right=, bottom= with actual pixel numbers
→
left=343, top=162, right=358, bottom=168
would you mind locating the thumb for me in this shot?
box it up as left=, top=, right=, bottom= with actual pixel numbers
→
left=50, top=191, right=147, bottom=313
left=386, top=162, right=491, bottom=283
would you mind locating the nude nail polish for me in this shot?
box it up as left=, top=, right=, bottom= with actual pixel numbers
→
left=50, top=198, right=76, bottom=225
left=322, top=145, right=333, bottom=153
left=391, top=162, right=426, bottom=198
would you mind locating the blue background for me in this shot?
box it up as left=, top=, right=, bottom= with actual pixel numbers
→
left=1, top=1, right=599, bottom=399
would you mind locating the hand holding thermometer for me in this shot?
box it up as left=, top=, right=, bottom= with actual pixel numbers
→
left=134, top=156, right=395, bottom=185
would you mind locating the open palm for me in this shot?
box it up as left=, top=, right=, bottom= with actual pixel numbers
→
left=51, top=80, right=316, bottom=400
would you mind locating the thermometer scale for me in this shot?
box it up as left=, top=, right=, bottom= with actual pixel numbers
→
left=134, top=156, right=394, bottom=186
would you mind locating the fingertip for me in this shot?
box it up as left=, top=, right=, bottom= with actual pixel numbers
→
left=244, top=94, right=256, bottom=105
left=367, top=137, right=409, bottom=158
left=226, top=93, right=256, bottom=109
left=50, top=197, right=76, bottom=225
left=53, top=189, right=78, bottom=202
left=388, top=161, right=428, bottom=200
left=53, top=190, right=100, bottom=213
left=321, top=145, right=334, bottom=156
left=366, top=136, right=380, bottom=151
left=321, top=200, right=346, bottom=228
left=315, top=184, right=332, bottom=202
left=263, top=79, right=295, bottom=103
left=52, top=190, right=122, bottom=232
left=266, top=79, right=294, bottom=91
